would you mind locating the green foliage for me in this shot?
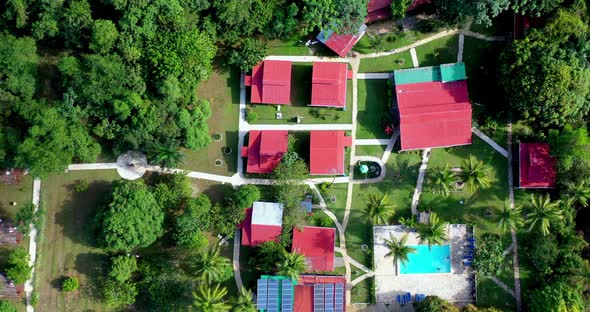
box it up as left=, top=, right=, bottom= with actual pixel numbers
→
left=73, top=179, right=89, bottom=192
left=15, top=203, right=42, bottom=235
left=312, top=212, right=334, bottom=227
left=246, top=110, right=258, bottom=123
left=433, top=0, right=509, bottom=26
left=209, top=203, right=244, bottom=238
left=0, top=33, right=38, bottom=102
left=548, top=125, right=590, bottom=184
left=511, top=0, right=564, bottom=16
left=150, top=172, right=193, bottom=211
left=2, top=0, right=29, bottom=28
left=472, top=234, right=504, bottom=277
left=427, top=165, right=456, bottom=197
left=61, top=0, right=93, bottom=47
left=99, top=180, right=164, bottom=252
left=5, top=247, right=31, bottom=284
left=364, top=194, right=394, bottom=225
left=229, top=38, right=267, bottom=72
left=30, top=292, right=39, bottom=307
left=149, top=141, right=185, bottom=169
left=175, top=195, right=212, bottom=249
left=103, top=279, right=138, bottom=307
left=458, top=155, right=492, bottom=193
left=529, top=281, right=584, bottom=312
left=384, top=233, right=417, bottom=265
left=61, top=276, right=79, bottom=292
left=277, top=250, right=306, bottom=280
left=526, top=194, right=563, bottom=236
left=231, top=288, right=257, bottom=312
left=192, top=247, right=233, bottom=284
left=529, top=234, right=559, bottom=275
left=248, top=241, right=284, bottom=273
left=227, top=185, right=261, bottom=210
left=0, top=300, right=16, bottom=312
left=500, top=10, right=590, bottom=128
left=90, top=19, right=119, bottom=54
left=268, top=3, right=299, bottom=40
left=192, top=283, right=230, bottom=312
left=212, top=0, right=282, bottom=42
left=415, top=295, right=459, bottom=312
left=303, top=0, right=367, bottom=35
left=178, top=100, right=213, bottom=150
left=109, top=256, right=137, bottom=283
left=494, top=200, right=524, bottom=233
left=391, top=0, right=412, bottom=19
left=416, top=213, right=449, bottom=248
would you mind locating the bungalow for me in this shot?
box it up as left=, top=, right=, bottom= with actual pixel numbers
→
left=519, top=143, right=557, bottom=188
left=317, top=24, right=366, bottom=58
left=241, top=201, right=284, bottom=247
left=309, top=131, right=352, bottom=175
left=292, top=226, right=336, bottom=272
left=245, top=60, right=292, bottom=105
left=311, top=62, right=352, bottom=109
left=241, top=130, right=288, bottom=174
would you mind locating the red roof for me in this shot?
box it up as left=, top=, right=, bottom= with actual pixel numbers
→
left=294, top=275, right=347, bottom=312
left=310, top=131, right=352, bottom=175
left=519, top=143, right=557, bottom=188
left=396, top=80, right=472, bottom=150
left=248, top=60, right=292, bottom=105
left=245, top=130, right=288, bottom=174
left=366, top=0, right=432, bottom=23
left=240, top=208, right=282, bottom=246
left=292, top=227, right=336, bottom=272
left=311, top=62, right=348, bottom=108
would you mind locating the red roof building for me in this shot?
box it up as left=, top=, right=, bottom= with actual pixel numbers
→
left=394, top=64, right=472, bottom=150
left=310, top=131, right=353, bottom=175
left=244, top=60, right=292, bottom=105
left=317, top=25, right=367, bottom=57
left=292, top=226, right=336, bottom=272
left=519, top=143, right=557, bottom=188
left=366, top=0, right=432, bottom=23
left=0, top=169, right=27, bottom=185
left=294, top=275, right=346, bottom=312
left=311, top=62, right=350, bottom=108
left=241, top=130, right=288, bottom=174
left=240, top=202, right=284, bottom=246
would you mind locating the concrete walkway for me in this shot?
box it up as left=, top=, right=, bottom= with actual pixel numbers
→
left=410, top=149, right=431, bottom=216
left=507, top=122, right=523, bottom=311
left=351, top=271, right=376, bottom=286
left=472, top=128, right=508, bottom=158
left=68, top=163, right=118, bottom=170
left=357, top=73, right=391, bottom=79
left=457, top=34, right=465, bottom=63
left=410, top=48, right=419, bottom=67
left=232, top=229, right=243, bottom=292
left=355, top=139, right=390, bottom=146
left=380, top=130, right=400, bottom=164
left=491, top=277, right=516, bottom=298
left=248, top=124, right=353, bottom=131
left=265, top=55, right=350, bottom=63
left=25, top=178, right=41, bottom=312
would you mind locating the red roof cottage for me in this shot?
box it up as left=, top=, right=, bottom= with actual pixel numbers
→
left=309, top=131, right=352, bottom=175
left=241, top=130, right=288, bottom=174
left=241, top=201, right=284, bottom=246
left=292, top=226, right=336, bottom=272
left=311, top=62, right=351, bottom=109
left=244, top=60, right=292, bottom=105
left=519, top=143, right=557, bottom=188
left=394, top=63, right=472, bottom=150
left=316, top=25, right=366, bottom=57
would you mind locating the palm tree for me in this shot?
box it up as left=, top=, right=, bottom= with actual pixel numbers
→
left=384, top=233, right=417, bottom=265
left=193, top=247, right=231, bottom=284
left=458, top=155, right=492, bottom=193
left=416, top=213, right=449, bottom=248
left=193, top=283, right=230, bottom=312
left=572, top=259, right=590, bottom=289
left=150, top=141, right=185, bottom=169
left=495, top=200, right=524, bottom=233
left=364, top=194, right=394, bottom=224
left=564, top=180, right=590, bottom=208
left=428, top=165, right=456, bottom=197
left=526, top=193, right=563, bottom=236
left=231, top=288, right=257, bottom=312
left=276, top=250, right=306, bottom=281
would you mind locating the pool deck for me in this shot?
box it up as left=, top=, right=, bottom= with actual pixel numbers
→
left=373, top=225, right=475, bottom=305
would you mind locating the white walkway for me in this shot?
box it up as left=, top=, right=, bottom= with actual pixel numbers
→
left=355, top=139, right=390, bottom=146
left=410, top=48, right=419, bottom=67
left=248, top=124, right=353, bottom=131
left=380, top=130, right=399, bottom=164
left=25, top=178, right=41, bottom=312
left=410, top=149, right=431, bottom=216
left=356, top=73, right=391, bottom=80
left=68, top=163, right=118, bottom=170
left=458, top=34, right=465, bottom=63
left=472, top=128, right=508, bottom=158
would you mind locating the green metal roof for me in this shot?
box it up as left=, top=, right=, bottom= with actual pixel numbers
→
left=393, top=62, right=466, bottom=85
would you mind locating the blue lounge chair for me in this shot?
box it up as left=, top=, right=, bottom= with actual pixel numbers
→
left=467, top=238, right=476, bottom=242
left=463, top=255, right=474, bottom=260
left=405, top=292, right=411, bottom=301
left=396, top=295, right=401, bottom=304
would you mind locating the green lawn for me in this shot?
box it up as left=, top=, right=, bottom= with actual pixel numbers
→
left=355, top=145, right=386, bottom=158
left=181, top=64, right=241, bottom=176
left=323, top=183, right=348, bottom=223
left=350, top=277, right=374, bottom=303
left=267, top=37, right=311, bottom=56
left=357, top=79, right=392, bottom=139
left=358, top=51, right=413, bottom=73
left=415, top=35, right=459, bottom=67
left=0, top=175, right=33, bottom=221
left=354, top=23, right=447, bottom=55
left=37, top=170, right=121, bottom=312
left=477, top=277, right=517, bottom=311
left=248, top=64, right=353, bottom=124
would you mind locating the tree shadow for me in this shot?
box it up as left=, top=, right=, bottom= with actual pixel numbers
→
left=75, top=253, right=108, bottom=303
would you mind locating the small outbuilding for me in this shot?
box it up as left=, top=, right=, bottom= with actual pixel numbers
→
left=519, top=143, right=557, bottom=188
left=292, top=226, right=336, bottom=272
left=245, top=60, right=292, bottom=105
left=309, top=131, right=352, bottom=175
left=241, top=201, right=284, bottom=246
left=317, top=24, right=366, bottom=58
left=311, top=62, right=351, bottom=109
left=242, top=130, right=289, bottom=174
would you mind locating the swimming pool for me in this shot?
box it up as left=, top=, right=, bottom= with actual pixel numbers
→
left=399, top=245, right=451, bottom=274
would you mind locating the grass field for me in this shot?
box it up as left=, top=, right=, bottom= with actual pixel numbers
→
left=268, top=37, right=311, bottom=56
left=357, top=79, right=392, bottom=139
left=181, top=64, right=241, bottom=176
left=355, top=145, right=386, bottom=158
left=416, top=35, right=459, bottom=67
left=247, top=64, right=353, bottom=124
left=37, top=170, right=120, bottom=312
left=0, top=175, right=33, bottom=221
left=477, top=277, right=517, bottom=311
left=354, top=24, right=446, bottom=55
left=358, top=51, right=413, bottom=73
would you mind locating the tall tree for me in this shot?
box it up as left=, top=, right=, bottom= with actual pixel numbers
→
left=433, top=0, right=509, bottom=27
left=416, top=213, right=448, bottom=248
left=89, top=19, right=119, bottom=54
left=175, top=195, right=212, bottom=249
left=192, top=247, right=232, bottom=284
left=495, top=200, right=524, bottom=233
left=427, top=165, right=456, bottom=197
left=99, top=180, right=164, bottom=252
left=383, top=233, right=417, bottom=265
left=564, top=180, right=590, bottom=209
left=526, top=194, right=563, bottom=236
left=3, top=0, right=29, bottom=28
left=548, top=125, right=590, bottom=184
left=511, top=0, right=564, bottom=16
left=228, top=38, right=267, bottom=72
left=231, top=288, right=257, bottom=312
left=149, top=141, right=185, bottom=169
left=192, top=284, right=230, bottom=312
left=5, top=247, right=31, bottom=284
left=458, top=155, right=492, bottom=193
left=277, top=250, right=306, bottom=281
left=364, top=194, right=394, bottom=224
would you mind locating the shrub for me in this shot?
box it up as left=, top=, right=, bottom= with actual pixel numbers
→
left=313, top=212, right=334, bottom=227
left=73, top=179, right=89, bottom=192
left=472, top=234, right=504, bottom=277
left=31, top=292, right=39, bottom=307
left=246, top=110, right=258, bottom=123
left=15, top=203, right=43, bottom=235
left=61, top=276, right=79, bottom=292
left=5, top=247, right=31, bottom=284
left=109, top=256, right=137, bottom=283
left=0, top=300, right=16, bottom=312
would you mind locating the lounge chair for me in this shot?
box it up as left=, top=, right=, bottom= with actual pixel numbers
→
left=467, top=238, right=476, bottom=242
left=463, top=255, right=473, bottom=260
left=396, top=295, right=401, bottom=304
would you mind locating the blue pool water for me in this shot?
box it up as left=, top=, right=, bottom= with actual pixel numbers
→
left=399, top=245, right=451, bottom=274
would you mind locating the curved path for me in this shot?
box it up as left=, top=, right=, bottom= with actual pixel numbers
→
left=352, top=156, right=386, bottom=184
